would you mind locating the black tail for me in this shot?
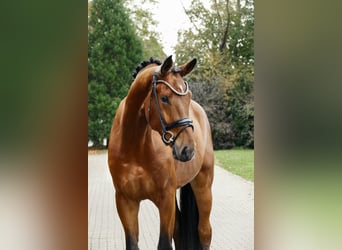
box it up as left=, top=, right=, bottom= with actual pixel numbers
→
left=177, top=183, right=200, bottom=250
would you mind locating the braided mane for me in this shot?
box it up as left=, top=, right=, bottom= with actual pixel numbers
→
left=132, top=57, right=162, bottom=79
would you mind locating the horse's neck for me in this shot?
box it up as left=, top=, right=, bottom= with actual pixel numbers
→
left=124, top=66, right=154, bottom=117
left=120, top=76, right=151, bottom=145
left=120, top=105, right=147, bottom=144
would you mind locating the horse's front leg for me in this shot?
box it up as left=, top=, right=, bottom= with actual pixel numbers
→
left=115, top=191, right=140, bottom=250
left=156, top=189, right=176, bottom=250
left=192, top=169, right=214, bottom=250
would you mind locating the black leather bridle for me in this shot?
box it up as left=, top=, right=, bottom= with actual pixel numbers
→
left=150, top=71, right=194, bottom=145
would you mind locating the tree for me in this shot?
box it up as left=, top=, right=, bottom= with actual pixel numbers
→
left=226, top=66, right=254, bottom=148
left=88, top=81, right=120, bottom=146
left=175, top=0, right=254, bottom=149
left=88, top=0, right=143, bottom=147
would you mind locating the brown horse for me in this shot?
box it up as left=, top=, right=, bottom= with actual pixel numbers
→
left=108, top=55, right=214, bottom=250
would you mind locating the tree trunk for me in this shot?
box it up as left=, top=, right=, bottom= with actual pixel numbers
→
left=219, top=0, right=230, bottom=53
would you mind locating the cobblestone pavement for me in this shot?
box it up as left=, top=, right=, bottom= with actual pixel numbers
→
left=88, top=152, right=254, bottom=250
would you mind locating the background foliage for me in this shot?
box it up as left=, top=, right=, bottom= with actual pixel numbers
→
left=88, top=0, right=143, bottom=146
left=175, top=0, right=254, bottom=148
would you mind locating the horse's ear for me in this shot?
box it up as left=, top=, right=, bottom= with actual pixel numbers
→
left=179, top=58, right=197, bottom=77
left=160, top=55, right=173, bottom=76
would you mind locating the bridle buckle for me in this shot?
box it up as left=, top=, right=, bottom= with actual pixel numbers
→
left=162, top=131, right=174, bottom=145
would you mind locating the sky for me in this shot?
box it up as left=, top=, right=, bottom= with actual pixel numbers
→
left=151, top=0, right=211, bottom=56
left=151, top=0, right=191, bottom=56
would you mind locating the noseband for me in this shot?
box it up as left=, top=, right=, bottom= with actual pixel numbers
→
left=150, top=71, right=194, bottom=145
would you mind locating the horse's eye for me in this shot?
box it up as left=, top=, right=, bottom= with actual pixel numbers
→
left=161, top=96, right=169, bottom=104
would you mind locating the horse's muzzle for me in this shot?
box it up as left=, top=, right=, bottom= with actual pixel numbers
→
left=172, top=145, right=195, bottom=162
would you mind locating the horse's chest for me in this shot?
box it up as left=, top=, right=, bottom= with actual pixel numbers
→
left=115, top=163, right=155, bottom=199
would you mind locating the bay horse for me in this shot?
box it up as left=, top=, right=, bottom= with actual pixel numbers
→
left=108, top=55, right=214, bottom=250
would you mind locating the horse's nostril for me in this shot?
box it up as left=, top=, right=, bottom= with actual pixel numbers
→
left=181, top=146, right=189, bottom=159
left=181, top=146, right=194, bottom=162
left=173, top=145, right=194, bottom=162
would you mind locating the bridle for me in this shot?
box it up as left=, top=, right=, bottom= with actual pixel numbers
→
left=149, top=70, right=194, bottom=145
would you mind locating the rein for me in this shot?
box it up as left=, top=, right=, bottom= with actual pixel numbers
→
left=150, top=71, right=194, bottom=145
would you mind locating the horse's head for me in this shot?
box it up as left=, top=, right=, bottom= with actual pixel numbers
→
left=145, top=55, right=197, bottom=162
